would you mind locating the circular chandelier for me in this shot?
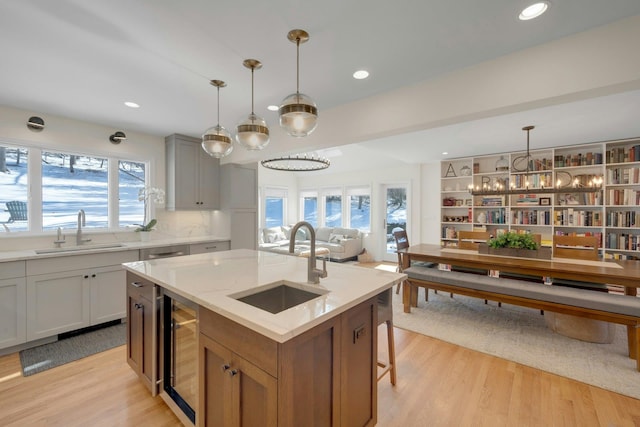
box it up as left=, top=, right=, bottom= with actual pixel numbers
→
left=279, top=29, right=318, bottom=137
left=202, top=79, right=233, bottom=158
left=261, top=154, right=330, bottom=172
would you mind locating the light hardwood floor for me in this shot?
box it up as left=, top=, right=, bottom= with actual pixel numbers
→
left=2, top=328, right=640, bottom=426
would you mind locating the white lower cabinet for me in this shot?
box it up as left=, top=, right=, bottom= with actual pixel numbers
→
left=0, top=277, right=26, bottom=349
left=25, top=250, right=138, bottom=341
left=26, top=270, right=90, bottom=340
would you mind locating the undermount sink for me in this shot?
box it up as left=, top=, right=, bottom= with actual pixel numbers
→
left=231, top=280, right=328, bottom=314
left=35, top=243, right=126, bottom=254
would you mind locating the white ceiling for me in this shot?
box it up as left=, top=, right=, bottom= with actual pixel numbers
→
left=2, top=0, right=640, bottom=173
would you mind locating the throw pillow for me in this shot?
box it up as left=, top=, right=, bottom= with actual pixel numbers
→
left=328, top=233, right=345, bottom=243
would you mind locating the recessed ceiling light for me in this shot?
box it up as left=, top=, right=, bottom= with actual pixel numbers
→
left=267, top=105, right=279, bottom=111
left=353, top=70, right=369, bottom=80
left=519, top=1, right=550, bottom=20
left=442, top=152, right=448, bottom=155
left=124, top=101, right=140, bottom=108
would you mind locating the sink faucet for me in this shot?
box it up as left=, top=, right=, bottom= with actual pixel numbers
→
left=76, top=209, right=92, bottom=245
left=289, top=221, right=328, bottom=284
left=54, top=227, right=66, bottom=248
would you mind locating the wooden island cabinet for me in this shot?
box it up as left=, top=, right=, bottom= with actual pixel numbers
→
left=198, top=297, right=377, bottom=427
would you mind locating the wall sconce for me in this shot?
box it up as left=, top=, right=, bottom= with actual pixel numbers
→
left=109, top=131, right=127, bottom=144
left=27, top=116, right=45, bottom=132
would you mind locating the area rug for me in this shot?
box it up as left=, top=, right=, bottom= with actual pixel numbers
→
left=19, top=323, right=126, bottom=376
left=392, top=290, right=639, bottom=400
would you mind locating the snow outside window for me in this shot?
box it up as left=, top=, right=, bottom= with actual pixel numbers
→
left=347, top=187, right=370, bottom=232
left=0, top=145, right=29, bottom=231
left=300, top=190, right=318, bottom=227
left=265, top=188, right=287, bottom=228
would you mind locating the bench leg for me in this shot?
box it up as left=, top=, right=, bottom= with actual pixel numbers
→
left=628, top=324, right=640, bottom=372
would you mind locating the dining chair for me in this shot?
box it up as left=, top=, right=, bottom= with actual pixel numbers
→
left=547, top=234, right=615, bottom=343
left=377, top=288, right=396, bottom=385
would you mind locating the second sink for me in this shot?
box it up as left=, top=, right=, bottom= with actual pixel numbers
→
left=232, top=281, right=328, bottom=314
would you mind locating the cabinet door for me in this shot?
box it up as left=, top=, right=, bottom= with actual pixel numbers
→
left=140, top=295, right=155, bottom=386
left=127, top=290, right=143, bottom=374
left=26, top=270, right=90, bottom=340
left=0, top=277, right=26, bottom=349
left=198, top=149, right=220, bottom=209
left=175, top=139, right=201, bottom=208
left=199, top=333, right=277, bottom=427
left=90, top=265, right=126, bottom=325
left=230, top=210, right=258, bottom=250
left=231, top=353, right=278, bottom=427
left=199, top=333, right=234, bottom=427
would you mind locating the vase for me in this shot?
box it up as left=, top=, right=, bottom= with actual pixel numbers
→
left=139, top=231, right=151, bottom=242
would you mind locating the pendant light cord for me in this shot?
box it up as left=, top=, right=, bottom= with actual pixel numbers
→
left=216, top=85, right=220, bottom=125
left=251, top=67, right=255, bottom=115
left=296, top=37, right=300, bottom=95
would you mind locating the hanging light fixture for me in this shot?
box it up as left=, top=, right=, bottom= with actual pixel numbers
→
left=261, top=154, right=330, bottom=172
left=236, top=59, right=269, bottom=150
left=279, top=29, right=318, bottom=137
left=202, top=80, right=233, bottom=158
left=469, top=125, right=603, bottom=196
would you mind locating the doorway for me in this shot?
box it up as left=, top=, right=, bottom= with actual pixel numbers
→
left=382, top=185, right=408, bottom=262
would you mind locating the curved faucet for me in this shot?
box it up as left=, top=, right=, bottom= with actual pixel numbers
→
left=76, top=209, right=92, bottom=245
left=289, top=221, right=328, bottom=284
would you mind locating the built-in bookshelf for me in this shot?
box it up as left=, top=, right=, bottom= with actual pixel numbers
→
left=441, top=137, right=640, bottom=260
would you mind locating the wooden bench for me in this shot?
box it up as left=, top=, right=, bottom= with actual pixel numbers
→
left=403, top=265, right=640, bottom=371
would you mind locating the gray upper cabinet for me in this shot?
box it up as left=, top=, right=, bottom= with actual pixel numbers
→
left=220, top=162, right=258, bottom=210
left=166, top=134, right=220, bottom=210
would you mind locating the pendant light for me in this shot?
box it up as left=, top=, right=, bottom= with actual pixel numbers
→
left=279, top=29, right=318, bottom=137
left=236, top=59, right=270, bottom=150
left=202, top=80, right=233, bottom=158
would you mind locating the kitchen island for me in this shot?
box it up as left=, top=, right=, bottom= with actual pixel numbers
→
left=123, top=249, right=405, bottom=427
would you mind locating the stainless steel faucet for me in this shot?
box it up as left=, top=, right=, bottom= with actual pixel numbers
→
left=289, top=221, right=328, bottom=284
left=76, top=209, right=92, bottom=245
left=54, top=226, right=66, bottom=248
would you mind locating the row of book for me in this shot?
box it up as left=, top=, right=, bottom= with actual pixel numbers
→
left=510, top=173, right=553, bottom=189
left=554, top=209, right=602, bottom=227
left=477, top=210, right=507, bottom=224
left=606, top=166, right=640, bottom=184
left=441, top=226, right=459, bottom=240
left=511, top=210, right=550, bottom=226
left=607, top=145, right=640, bottom=164
left=607, top=188, right=640, bottom=205
left=554, top=152, right=603, bottom=167
left=606, top=233, right=640, bottom=251
left=557, top=192, right=602, bottom=205
left=606, top=211, right=639, bottom=228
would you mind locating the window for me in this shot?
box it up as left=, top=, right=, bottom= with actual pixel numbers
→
left=264, top=188, right=287, bottom=228
left=347, top=187, right=371, bottom=231
left=118, top=160, right=146, bottom=228
left=0, top=145, right=29, bottom=231
left=42, top=151, right=109, bottom=230
left=0, top=141, right=149, bottom=234
left=323, top=189, right=342, bottom=227
left=300, top=190, right=318, bottom=227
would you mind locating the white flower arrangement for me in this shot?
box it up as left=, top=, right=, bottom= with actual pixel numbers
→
left=136, top=187, right=165, bottom=232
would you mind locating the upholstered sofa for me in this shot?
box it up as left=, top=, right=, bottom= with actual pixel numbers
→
left=258, top=225, right=363, bottom=261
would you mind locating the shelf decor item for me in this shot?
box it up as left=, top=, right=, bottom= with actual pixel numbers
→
left=460, top=165, right=471, bottom=176
left=445, top=163, right=456, bottom=177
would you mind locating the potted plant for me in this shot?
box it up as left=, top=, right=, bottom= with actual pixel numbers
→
left=136, top=187, right=165, bottom=241
left=478, top=231, right=552, bottom=259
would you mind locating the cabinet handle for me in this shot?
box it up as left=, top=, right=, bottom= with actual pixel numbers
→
left=221, top=364, right=230, bottom=372
left=228, top=369, right=238, bottom=377
left=84, top=275, right=89, bottom=279
left=131, top=281, right=144, bottom=288
left=92, top=274, right=96, bottom=278
left=206, top=246, right=217, bottom=250
left=134, top=303, right=143, bottom=310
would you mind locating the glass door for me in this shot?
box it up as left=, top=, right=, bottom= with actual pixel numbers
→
left=383, top=185, right=408, bottom=262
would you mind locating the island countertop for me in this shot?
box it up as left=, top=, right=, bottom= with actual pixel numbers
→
left=123, top=249, right=406, bottom=343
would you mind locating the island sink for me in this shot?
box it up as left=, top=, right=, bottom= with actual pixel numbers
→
left=232, top=280, right=327, bottom=314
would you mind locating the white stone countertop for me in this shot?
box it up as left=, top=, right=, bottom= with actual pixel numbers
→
left=123, top=249, right=406, bottom=343
left=0, top=235, right=229, bottom=262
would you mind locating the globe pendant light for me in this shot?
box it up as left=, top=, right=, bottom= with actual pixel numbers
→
left=279, top=29, right=318, bottom=137
left=202, top=80, right=233, bottom=158
left=236, top=59, right=270, bottom=150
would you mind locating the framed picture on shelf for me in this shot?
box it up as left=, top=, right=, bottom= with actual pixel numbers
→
left=539, top=197, right=551, bottom=206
